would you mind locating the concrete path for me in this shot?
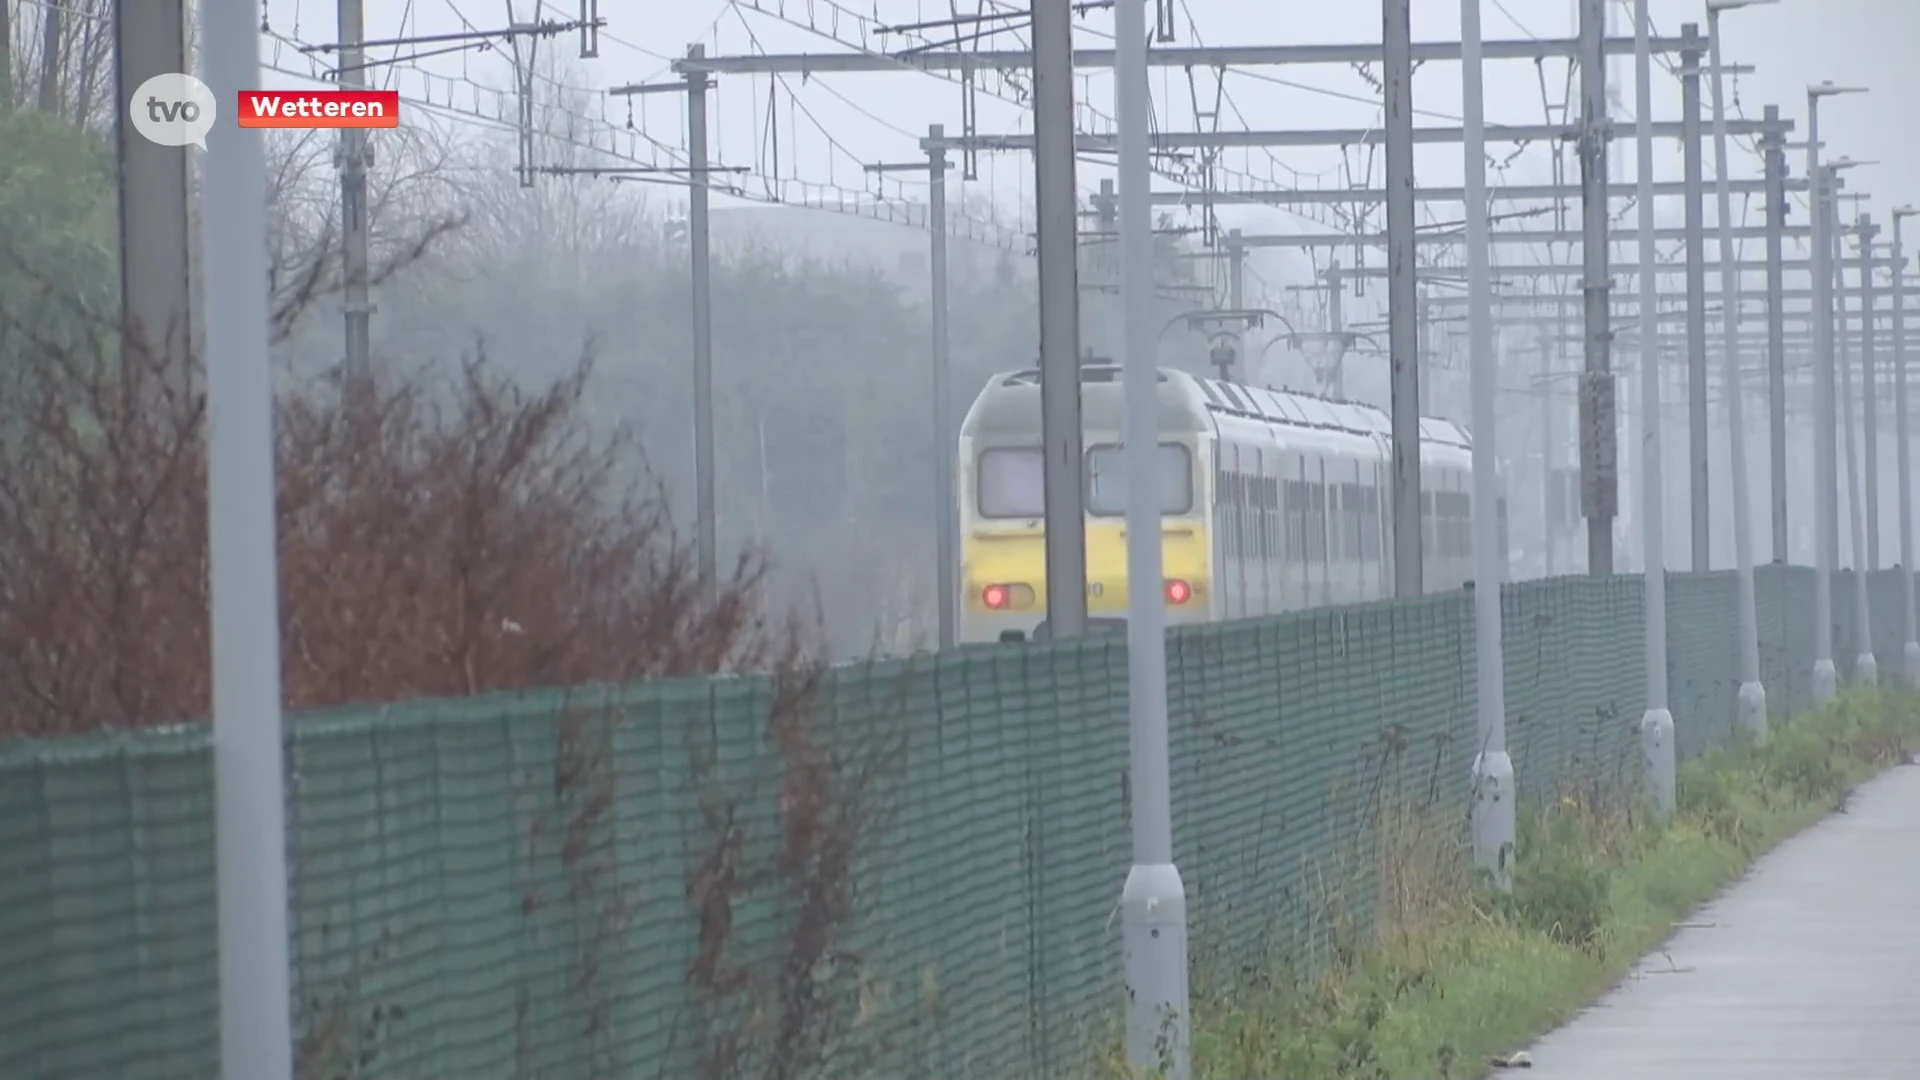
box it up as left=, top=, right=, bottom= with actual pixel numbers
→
left=1518, top=763, right=1920, bottom=1079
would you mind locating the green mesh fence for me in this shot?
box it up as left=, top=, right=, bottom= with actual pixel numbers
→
left=0, top=564, right=1885, bottom=1079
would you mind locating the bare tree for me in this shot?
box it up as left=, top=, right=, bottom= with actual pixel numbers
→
left=6, top=0, right=113, bottom=124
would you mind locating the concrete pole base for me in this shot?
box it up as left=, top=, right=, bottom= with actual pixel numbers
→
left=1119, top=862, right=1191, bottom=1080
left=1856, top=653, right=1879, bottom=687
left=1736, top=679, right=1768, bottom=744
left=1905, top=640, right=1920, bottom=687
left=1470, top=750, right=1517, bottom=890
left=1813, top=658, right=1839, bottom=707
left=1640, top=708, right=1676, bottom=819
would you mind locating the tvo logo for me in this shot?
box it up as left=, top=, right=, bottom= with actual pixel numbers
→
left=129, top=72, right=217, bottom=150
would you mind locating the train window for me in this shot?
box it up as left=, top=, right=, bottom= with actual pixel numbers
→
left=977, top=447, right=1047, bottom=518
left=1232, top=473, right=1245, bottom=558
left=1244, top=474, right=1255, bottom=558
left=1371, top=494, right=1380, bottom=560
left=1283, top=479, right=1302, bottom=553
left=1333, top=484, right=1348, bottom=560
left=1359, top=484, right=1374, bottom=557
left=1266, top=478, right=1281, bottom=559
left=1437, top=492, right=1470, bottom=558
left=1086, top=443, right=1195, bottom=516
left=1351, top=484, right=1367, bottom=557
left=1306, top=482, right=1327, bottom=562
left=1253, top=474, right=1267, bottom=561
left=1357, top=488, right=1370, bottom=561
left=1318, top=483, right=1331, bottom=562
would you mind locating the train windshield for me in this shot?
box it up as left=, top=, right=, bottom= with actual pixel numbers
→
left=1086, top=443, right=1194, bottom=516
left=977, top=447, right=1047, bottom=517
left=976, top=444, right=1196, bottom=518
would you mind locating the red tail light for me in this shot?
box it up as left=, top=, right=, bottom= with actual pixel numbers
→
left=1164, top=579, right=1192, bottom=604
left=982, top=584, right=1010, bottom=609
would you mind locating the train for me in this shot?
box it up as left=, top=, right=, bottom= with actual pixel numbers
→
left=956, top=362, right=1506, bottom=644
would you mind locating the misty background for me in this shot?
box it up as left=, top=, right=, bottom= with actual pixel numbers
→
left=8, top=0, right=1916, bottom=657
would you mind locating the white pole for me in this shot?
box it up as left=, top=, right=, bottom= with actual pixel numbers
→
left=1894, top=208, right=1920, bottom=684
left=1707, top=7, right=1766, bottom=740
left=1836, top=202, right=1876, bottom=683
left=1114, top=0, right=1190, bottom=1074
left=1807, top=94, right=1839, bottom=706
left=202, top=0, right=294, bottom=1076
left=1634, top=0, right=1674, bottom=817
left=1461, top=0, right=1515, bottom=887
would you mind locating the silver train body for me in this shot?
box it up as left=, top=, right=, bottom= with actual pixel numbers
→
left=955, top=363, right=1505, bottom=644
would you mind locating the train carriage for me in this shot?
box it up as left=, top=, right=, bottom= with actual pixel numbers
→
left=956, top=363, right=1501, bottom=644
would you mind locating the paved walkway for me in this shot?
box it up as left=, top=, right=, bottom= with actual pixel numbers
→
left=1519, top=764, right=1920, bottom=1079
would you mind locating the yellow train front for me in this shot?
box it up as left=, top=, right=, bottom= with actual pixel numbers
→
left=955, top=363, right=1482, bottom=645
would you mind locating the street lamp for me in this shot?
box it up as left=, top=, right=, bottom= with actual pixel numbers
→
left=1705, top=0, right=1775, bottom=740
left=1892, top=204, right=1919, bottom=684
left=1805, top=79, right=1869, bottom=707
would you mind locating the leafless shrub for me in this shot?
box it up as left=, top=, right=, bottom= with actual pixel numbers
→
left=684, top=656, right=912, bottom=1080
left=293, top=931, right=406, bottom=1080
left=0, top=280, right=773, bottom=737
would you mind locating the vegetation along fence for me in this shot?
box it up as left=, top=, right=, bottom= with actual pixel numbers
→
left=0, top=564, right=1904, bottom=1080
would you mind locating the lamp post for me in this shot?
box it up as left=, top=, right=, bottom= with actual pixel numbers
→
left=1893, top=204, right=1919, bottom=684
left=1706, top=0, right=1774, bottom=739
left=1805, top=80, right=1869, bottom=708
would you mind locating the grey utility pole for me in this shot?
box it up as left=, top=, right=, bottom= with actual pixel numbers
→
left=686, top=45, right=718, bottom=606
left=1538, top=323, right=1560, bottom=576
left=1385, top=0, right=1422, bottom=597
left=1032, top=0, right=1088, bottom=639
left=1893, top=204, right=1919, bottom=683
left=1806, top=82, right=1859, bottom=708
left=1325, top=260, right=1349, bottom=397
left=1707, top=0, right=1767, bottom=740
left=1227, top=228, right=1246, bottom=330
left=1634, top=0, right=1675, bottom=818
left=1114, top=4, right=1189, bottom=1072
left=1764, top=105, right=1790, bottom=563
left=1462, top=0, right=1515, bottom=888
left=115, top=0, right=193, bottom=397
left=204, top=0, right=293, bottom=1077
left=337, top=0, right=372, bottom=380
left=1680, top=26, right=1710, bottom=572
left=1577, top=0, right=1617, bottom=576
left=1085, top=179, right=1119, bottom=360
left=611, top=55, right=726, bottom=606
left=1226, top=228, right=1251, bottom=376
left=1857, top=216, right=1882, bottom=573
left=1835, top=180, right=1876, bottom=684
left=927, top=125, right=957, bottom=649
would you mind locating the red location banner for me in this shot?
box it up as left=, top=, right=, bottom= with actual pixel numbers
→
left=236, top=89, right=400, bottom=129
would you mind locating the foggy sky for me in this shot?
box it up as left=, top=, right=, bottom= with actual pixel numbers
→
left=254, top=0, right=1917, bottom=289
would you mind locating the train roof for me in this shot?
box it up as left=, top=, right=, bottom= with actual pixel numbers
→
left=977, top=364, right=1474, bottom=450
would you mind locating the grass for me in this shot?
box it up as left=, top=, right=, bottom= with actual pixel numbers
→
left=1102, top=690, right=1920, bottom=1080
